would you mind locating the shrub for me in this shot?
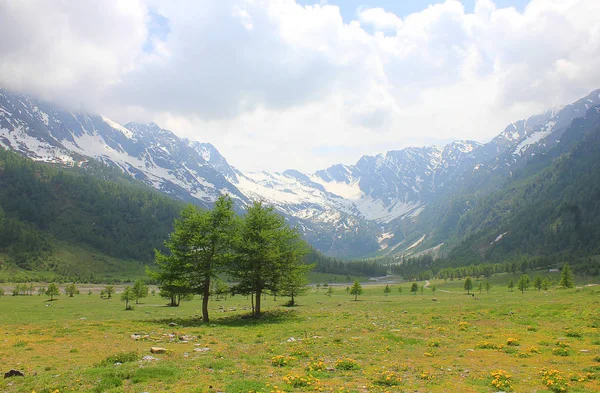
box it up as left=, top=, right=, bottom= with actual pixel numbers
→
left=335, top=358, right=360, bottom=370
left=552, top=341, right=571, bottom=357
left=305, top=360, right=326, bottom=372
left=271, top=355, right=294, bottom=367
left=373, top=371, right=402, bottom=386
left=541, top=368, right=569, bottom=392
left=99, top=351, right=138, bottom=366
left=283, top=374, right=319, bottom=388
left=490, top=369, right=512, bottom=391
left=564, top=328, right=582, bottom=338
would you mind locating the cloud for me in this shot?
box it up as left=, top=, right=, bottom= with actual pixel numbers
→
left=1, top=0, right=600, bottom=172
left=0, top=0, right=147, bottom=108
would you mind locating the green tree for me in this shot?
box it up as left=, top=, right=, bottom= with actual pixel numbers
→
left=541, top=278, right=551, bottom=291
left=212, top=278, right=230, bottom=301
left=46, top=283, right=60, bottom=301
left=279, top=260, right=311, bottom=306
left=534, top=276, right=543, bottom=291
left=158, top=280, right=193, bottom=307
left=464, top=277, right=473, bottom=294
left=37, top=286, right=46, bottom=296
left=484, top=281, right=491, bottom=294
left=231, top=201, right=307, bottom=316
left=508, top=279, right=514, bottom=292
left=517, top=274, right=531, bottom=294
left=132, top=279, right=148, bottom=304
left=121, top=286, right=135, bottom=310
left=431, top=284, right=437, bottom=295
left=559, top=262, right=575, bottom=288
left=349, top=280, right=363, bottom=301
left=65, top=283, right=79, bottom=297
left=383, top=284, right=391, bottom=296
left=410, top=282, right=418, bottom=295
left=397, top=286, right=402, bottom=294
left=153, top=196, right=238, bottom=322
left=326, top=286, right=333, bottom=297
left=105, top=285, right=115, bottom=299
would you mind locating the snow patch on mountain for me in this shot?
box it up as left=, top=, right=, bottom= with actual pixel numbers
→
left=101, top=116, right=134, bottom=139
left=354, top=196, right=422, bottom=223
left=406, top=234, right=426, bottom=251
left=513, top=121, right=556, bottom=156
left=0, top=125, right=73, bottom=164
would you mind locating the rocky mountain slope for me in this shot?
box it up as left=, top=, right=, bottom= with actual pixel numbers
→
left=1, top=87, right=599, bottom=258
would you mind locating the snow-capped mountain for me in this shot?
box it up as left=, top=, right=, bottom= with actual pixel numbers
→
left=1, top=87, right=599, bottom=258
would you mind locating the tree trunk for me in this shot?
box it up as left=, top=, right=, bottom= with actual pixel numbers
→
left=255, top=289, right=262, bottom=316
left=202, top=277, right=211, bottom=322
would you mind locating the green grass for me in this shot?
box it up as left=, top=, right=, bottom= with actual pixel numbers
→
left=0, top=278, right=599, bottom=392
left=0, top=242, right=149, bottom=283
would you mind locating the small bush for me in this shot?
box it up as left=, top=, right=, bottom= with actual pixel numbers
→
left=99, top=351, right=138, bottom=366
left=490, top=369, right=512, bottom=391
left=373, top=371, right=402, bottom=386
left=305, top=360, right=326, bottom=372
left=271, top=355, right=294, bottom=367
left=335, top=358, right=360, bottom=370
left=283, top=374, right=319, bottom=388
left=564, top=328, right=582, bottom=338
left=541, top=368, right=569, bottom=392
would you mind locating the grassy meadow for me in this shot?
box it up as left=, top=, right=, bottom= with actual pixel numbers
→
left=1, top=276, right=599, bottom=393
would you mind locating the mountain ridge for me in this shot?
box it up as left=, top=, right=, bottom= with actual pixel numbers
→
left=1, top=87, right=600, bottom=258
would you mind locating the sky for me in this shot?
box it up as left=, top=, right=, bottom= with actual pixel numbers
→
left=1, top=0, right=599, bottom=173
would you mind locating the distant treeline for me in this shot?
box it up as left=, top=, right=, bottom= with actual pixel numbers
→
left=306, top=248, right=387, bottom=278
left=393, top=253, right=600, bottom=281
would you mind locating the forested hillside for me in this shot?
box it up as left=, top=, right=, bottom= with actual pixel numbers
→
left=446, top=110, right=600, bottom=263
left=0, top=148, right=185, bottom=274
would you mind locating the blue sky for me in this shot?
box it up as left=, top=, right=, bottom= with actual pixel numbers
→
left=296, top=0, right=530, bottom=21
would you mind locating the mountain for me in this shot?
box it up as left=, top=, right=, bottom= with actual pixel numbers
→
left=1, top=87, right=600, bottom=259
left=445, top=104, right=600, bottom=263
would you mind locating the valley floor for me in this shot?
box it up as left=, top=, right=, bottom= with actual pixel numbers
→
left=1, top=280, right=599, bottom=392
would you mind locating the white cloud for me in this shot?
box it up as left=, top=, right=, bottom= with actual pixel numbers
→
left=0, top=0, right=147, bottom=108
left=1, top=0, right=600, bottom=172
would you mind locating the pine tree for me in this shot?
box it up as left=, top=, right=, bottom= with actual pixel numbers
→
left=349, top=280, right=363, bottom=301
left=410, top=282, right=418, bottom=294
left=132, top=280, right=148, bottom=304
left=383, top=284, right=391, bottom=296
left=559, top=262, right=575, bottom=288
left=65, top=283, right=78, bottom=297
left=517, top=274, right=531, bottom=294
left=508, top=279, right=514, bottom=292
left=152, top=196, right=238, bottom=321
left=541, top=278, right=551, bottom=291
left=46, top=283, right=60, bottom=301
left=121, top=286, right=135, bottom=310
left=105, top=285, right=115, bottom=299
left=231, top=201, right=308, bottom=316
left=464, top=277, right=473, bottom=294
